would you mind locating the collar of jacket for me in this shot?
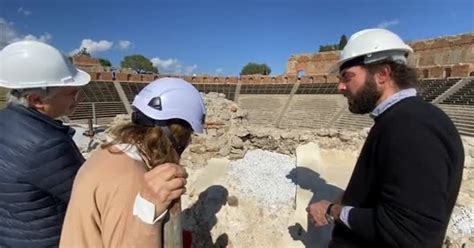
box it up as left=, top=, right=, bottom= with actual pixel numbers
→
left=7, top=104, right=76, bottom=137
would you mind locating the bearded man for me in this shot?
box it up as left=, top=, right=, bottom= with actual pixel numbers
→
left=306, top=29, right=464, bottom=248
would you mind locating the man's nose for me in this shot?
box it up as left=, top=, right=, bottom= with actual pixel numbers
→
left=337, top=82, right=346, bottom=93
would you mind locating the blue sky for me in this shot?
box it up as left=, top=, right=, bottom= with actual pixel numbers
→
left=1, top=0, right=473, bottom=76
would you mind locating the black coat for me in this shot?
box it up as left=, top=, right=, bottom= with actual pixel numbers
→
left=0, top=104, right=84, bottom=247
left=330, top=97, right=464, bottom=248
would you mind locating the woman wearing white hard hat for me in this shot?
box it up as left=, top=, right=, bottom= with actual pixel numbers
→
left=60, top=78, right=206, bottom=248
left=0, top=40, right=90, bottom=247
left=307, top=29, right=463, bottom=248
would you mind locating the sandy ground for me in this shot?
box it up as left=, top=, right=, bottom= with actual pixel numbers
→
left=182, top=142, right=357, bottom=248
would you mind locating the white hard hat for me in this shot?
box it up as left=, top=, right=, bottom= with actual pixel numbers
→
left=132, top=77, right=206, bottom=133
left=0, top=40, right=91, bottom=89
left=330, top=28, right=413, bottom=74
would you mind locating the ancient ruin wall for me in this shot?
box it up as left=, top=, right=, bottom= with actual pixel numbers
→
left=287, top=33, right=474, bottom=78
left=286, top=51, right=339, bottom=76
left=85, top=71, right=340, bottom=84
left=411, top=33, right=474, bottom=67
left=74, top=33, right=474, bottom=83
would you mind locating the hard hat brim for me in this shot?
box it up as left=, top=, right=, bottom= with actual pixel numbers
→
left=73, top=69, right=92, bottom=87
left=328, top=47, right=414, bottom=75
left=0, top=69, right=91, bottom=89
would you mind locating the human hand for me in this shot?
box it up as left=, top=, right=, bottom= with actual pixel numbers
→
left=140, top=163, right=188, bottom=217
left=306, top=200, right=332, bottom=226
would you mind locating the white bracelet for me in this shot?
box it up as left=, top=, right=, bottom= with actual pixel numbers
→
left=133, top=193, right=168, bottom=224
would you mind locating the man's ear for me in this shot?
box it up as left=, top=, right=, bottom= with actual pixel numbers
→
left=26, top=94, right=46, bottom=110
left=375, top=65, right=392, bottom=85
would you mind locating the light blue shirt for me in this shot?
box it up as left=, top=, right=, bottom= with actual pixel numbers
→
left=370, top=88, right=418, bottom=119
left=339, top=88, right=417, bottom=229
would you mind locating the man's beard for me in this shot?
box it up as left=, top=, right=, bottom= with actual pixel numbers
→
left=345, top=76, right=382, bottom=114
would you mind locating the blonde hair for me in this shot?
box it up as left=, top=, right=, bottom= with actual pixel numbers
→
left=102, top=120, right=193, bottom=169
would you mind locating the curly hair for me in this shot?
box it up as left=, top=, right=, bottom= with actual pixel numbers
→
left=102, top=119, right=193, bottom=169
left=364, top=60, right=419, bottom=89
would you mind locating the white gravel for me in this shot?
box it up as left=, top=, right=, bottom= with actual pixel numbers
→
left=452, top=207, right=474, bottom=235
left=228, top=149, right=296, bottom=209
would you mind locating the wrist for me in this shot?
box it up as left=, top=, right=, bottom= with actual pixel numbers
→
left=325, top=203, right=343, bottom=224
left=325, top=203, right=335, bottom=224
left=330, top=204, right=343, bottom=220
left=155, top=205, right=168, bottom=219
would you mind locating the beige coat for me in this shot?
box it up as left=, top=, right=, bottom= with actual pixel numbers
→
left=60, top=148, right=162, bottom=248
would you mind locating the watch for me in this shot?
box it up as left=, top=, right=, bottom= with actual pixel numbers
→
left=325, top=203, right=335, bottom=224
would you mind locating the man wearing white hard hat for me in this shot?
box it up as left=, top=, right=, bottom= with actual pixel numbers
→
left=306, top=29, right=464, bottom=247
left=0, top=40, right=91, bottom=247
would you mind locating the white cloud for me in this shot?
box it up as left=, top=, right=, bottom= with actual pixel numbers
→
left=23, top=33, right=53, bottom=43
left=376, top=19, right=400, bottom=29
left=118, top=40, right=131, bottom=50
left=151, top=57, right=180, bottom=69
left=184, top=64, right=197, bottom=75
left=0, top=18, right=52, bottom=47
left=70, top=39, right=114, bottom=55
left=150, top=57, right=197, bottom=75
left=215, top=68, right=223, bottom=75
left=0, top=18, right=20, bottom=45
left=17, top=7, right=31, bottom=17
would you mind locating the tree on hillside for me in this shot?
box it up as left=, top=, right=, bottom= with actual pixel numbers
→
left=318, top=34, right=348, bottom=52
left=338, top=35, right=348, bottom=50
left=99, top=58, right=112, bottom=67
left=319, top=44, right=339, bottom=52
left=77, top=47, right=91, bottom=56
left=121, top=54, right=158, bottom=73
left=240, top=63, right=271, bottom=75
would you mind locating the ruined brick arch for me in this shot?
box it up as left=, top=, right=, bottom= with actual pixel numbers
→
left=271, top=77, right=276, bottom=83
left=191, top=76, right=196, bottom=83
left=323, top=76, right=327, bottom=83
left=96, top=73, right=101, bottom=80
left=470, top=71, right=474, bottom=76
left=203, top=77, right=208, bottom=83
left=284, top=77, right=288, bottom=83
left=297, top=70, right=305, bottom=77
left=422, top=69, right=429, bottom=78
left=309, top=77, right=314, bottom=83
left=213, top=77, right=219, bottom=83
left=225, top=77, right=230, bottom=83
left=444, top=68, right=452, bottom=78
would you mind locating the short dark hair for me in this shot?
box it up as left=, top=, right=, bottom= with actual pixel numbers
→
left=363, top=60, right=419, bottom=89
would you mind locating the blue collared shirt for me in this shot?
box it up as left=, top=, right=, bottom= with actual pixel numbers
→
left=370, top=88, right=418, bottom=119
